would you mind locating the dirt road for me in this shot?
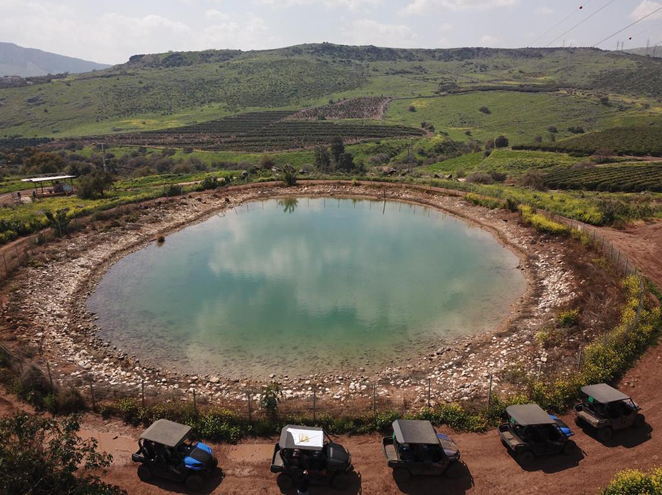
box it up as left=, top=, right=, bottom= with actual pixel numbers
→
left=79, top=338, right=660, bottom=495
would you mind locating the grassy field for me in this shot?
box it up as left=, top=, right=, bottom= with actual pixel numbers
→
left=385, top=92, right=661, bottom=146
left=0, top=44, right=658, bottom=138
left=424, top=149, right=586, bottom=174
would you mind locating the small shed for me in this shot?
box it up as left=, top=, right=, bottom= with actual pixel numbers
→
left=21, top=174, right=76, bottom=197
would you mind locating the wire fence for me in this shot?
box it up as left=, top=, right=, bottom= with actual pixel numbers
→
left=0, top=189, right=650, bottom=420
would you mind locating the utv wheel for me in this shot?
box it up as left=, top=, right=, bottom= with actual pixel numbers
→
left=444, top=461, right=464, bottom=479
left=393, top=467, right=411, bottom=483
left=517, top=450, right=535, bottom=466
left=597, top=427, right=613, bottom=442
left=562, top=441, right=576, bottom=455
left=185, top=474, right=204, bottom=492
left=332, top=473, right=350, bottom=490
left=634, top=414, right=646, bottom=428
left=276, top=473, right=295, bottom=490
left=137, top=465, right=152, bottom=482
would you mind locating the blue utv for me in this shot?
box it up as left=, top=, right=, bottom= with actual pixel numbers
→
left=132, top=419, right=219, bottom=491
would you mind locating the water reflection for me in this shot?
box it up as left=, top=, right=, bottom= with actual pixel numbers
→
left=278, top=197, right=299, bottom=214
left=88, top=198, right=527, bottom=377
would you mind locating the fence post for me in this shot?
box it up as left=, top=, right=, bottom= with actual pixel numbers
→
left=193, top=389, right=197, bottom=415
left=313, top=387, right=317, bottom=422
left=487, top=374, right=493, bottom=408
left=89, top=377, right=96, bottom=411
left=372, top=384, right=376, bottom=415
left=427, top=378, right=431, bottom=408
left=46, top=361, right=53, bottom=390
left=141, top=379, right=146, bottom=409
left=247, top=391, right=252, bottom=421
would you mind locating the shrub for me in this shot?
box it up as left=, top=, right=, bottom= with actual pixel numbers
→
left=601, top=468, right=662, bottom=494
left=558, top=308, right=580, bottom=328
left=519, top=170, right=546, bottom=191
left=259, top=154, right=276, bottom=170
left=568, top=126, right=585, bottom=134
left=78, top=171, right=114, bottom=199
left=547, top=125, right=558, bottom=133
left=519, top=205, right=569, bottom=235
left=408, top=105, right=416, bottom=112
left=0, top=413, right=124, bottom=495
left=260, top=382, right=283, bottom=420
left=479, top=106, right=491, bottom=114
left=466, top=172, right=494, bottom=185
left=163, top=184, right=183, bottom=196
left=199, top=175, right=220, bottom=190
left=494, top=135, right=509, bottom=148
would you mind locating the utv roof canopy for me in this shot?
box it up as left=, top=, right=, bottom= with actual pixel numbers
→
left=581, top=384, right=630, bottom=404
left=506, top=404, right=555, bottom=426
left=393, top=420, right=439, bottom=445
left=279, top=425, right=325, bottom=451
left=140, top=419, right=192, bottom=448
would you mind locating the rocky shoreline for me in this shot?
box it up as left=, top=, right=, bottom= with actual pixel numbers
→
left=4, top=182, right=585, bottom=409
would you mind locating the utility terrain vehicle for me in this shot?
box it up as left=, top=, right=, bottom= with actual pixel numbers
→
left=270, top=425, right=353, bottom=490
left=132, top=419, right=219, bottom=491
left=382, top=419, right=462, bottom=483
left=574, top=383, right=645, bottom=441
left=498, top=404, right=575, bottom=465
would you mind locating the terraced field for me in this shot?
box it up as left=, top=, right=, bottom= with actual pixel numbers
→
left=545, top=163, right=662, bottom=192
left=98, top=110, right=425, bottom=152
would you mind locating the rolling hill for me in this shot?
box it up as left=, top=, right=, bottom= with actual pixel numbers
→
left=0, top=43, right=661, bottom=139
left=0, top=42, right=111, bottom=77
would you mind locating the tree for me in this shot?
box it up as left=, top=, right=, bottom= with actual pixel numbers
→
left=495, top=135, right=509, bottom=148
left=260, top=382, right=282, bottom=420
left=330, top=137, right=345, bottom=164
left=77, top=171, right=114, bottom=199
left=44, top=208, right=71, bottom=237
left=282, top=165, right=297, bottom=186
left=0, top=413, right=125, bottom=495
left=259, top=154, right=276, bottom=170
left=314, top=146, right=331, bottom=171
left=337, top=152, right=355, bottom=172
left=24, top=152, right=65, bottom=174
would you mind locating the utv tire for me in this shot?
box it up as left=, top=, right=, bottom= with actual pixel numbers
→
left=185, top=474, right=204, bottom=492
left=597, top=427, right=613, bottom=442
left=332, top=473, right=350, bottom=490
left=562, top=441, right=576, bottom=455
left=393, top=467, right=411, bottom=483
left=277, top=473, right=295, bottom=490
left=517, top=450, right=535, bottom=466
left=634, top=414, right=646, bottom=428
left=444, top=461, right=464, bottom=479
left=137, top=465, right=152, bottom=482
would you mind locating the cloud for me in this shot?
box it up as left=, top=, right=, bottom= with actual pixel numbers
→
left=258, top=0, right=381, bottom=11
left=204, top=9, right=230, bottom=20
left=340, top=19, right=418, bottom=47
left=537, top=6, right=554, bottom=15
left=401, top=0, right=518, bottom=15
left=480, top=34, right=499, bottom=46
left=631, top=1, right=662, bottom=20
left=440, top=22, right=454, bottom=32
left=200, top=16, right=270, bottom=50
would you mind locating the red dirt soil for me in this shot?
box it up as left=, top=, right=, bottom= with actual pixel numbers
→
left=76, top=339, right=660, bottom=495
left=597, top=219, right=662, bottom=290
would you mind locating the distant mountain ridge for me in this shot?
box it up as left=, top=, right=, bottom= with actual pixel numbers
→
left=0, top=42, right=111, bottom=77
left=622, top=46, right=662, bottom=58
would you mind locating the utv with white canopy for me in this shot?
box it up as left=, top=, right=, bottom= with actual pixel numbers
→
left=270, top=425, right=353, bottom=490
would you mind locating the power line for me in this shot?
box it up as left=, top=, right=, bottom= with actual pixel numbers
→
left=531, top=1, right=595, bottom=46
left=546, top=0, right=619, bottom=47
left=593, top=5, right=662, bottom=46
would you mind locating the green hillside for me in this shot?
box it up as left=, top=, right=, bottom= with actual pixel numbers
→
left=1, top=43, right=661, bottom=139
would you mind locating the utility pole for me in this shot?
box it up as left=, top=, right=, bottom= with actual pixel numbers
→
left=646, top=38, right=650, bottom=55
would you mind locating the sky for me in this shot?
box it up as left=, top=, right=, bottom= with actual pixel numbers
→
left=1, top=0, right=661, bottom=64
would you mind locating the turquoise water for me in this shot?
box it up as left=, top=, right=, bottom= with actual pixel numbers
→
left=87, top=198, right=527, bottom=378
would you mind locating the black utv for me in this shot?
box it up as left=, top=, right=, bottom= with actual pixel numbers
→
left=498, top=404, right=576, bottom=466
left=574, top=383, right=645, bottom=442
left=132, top=419, right=219, bottom=491
left=270, top=425, right=353, bottom=490
left=382, top=419, right=463, bottom=483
